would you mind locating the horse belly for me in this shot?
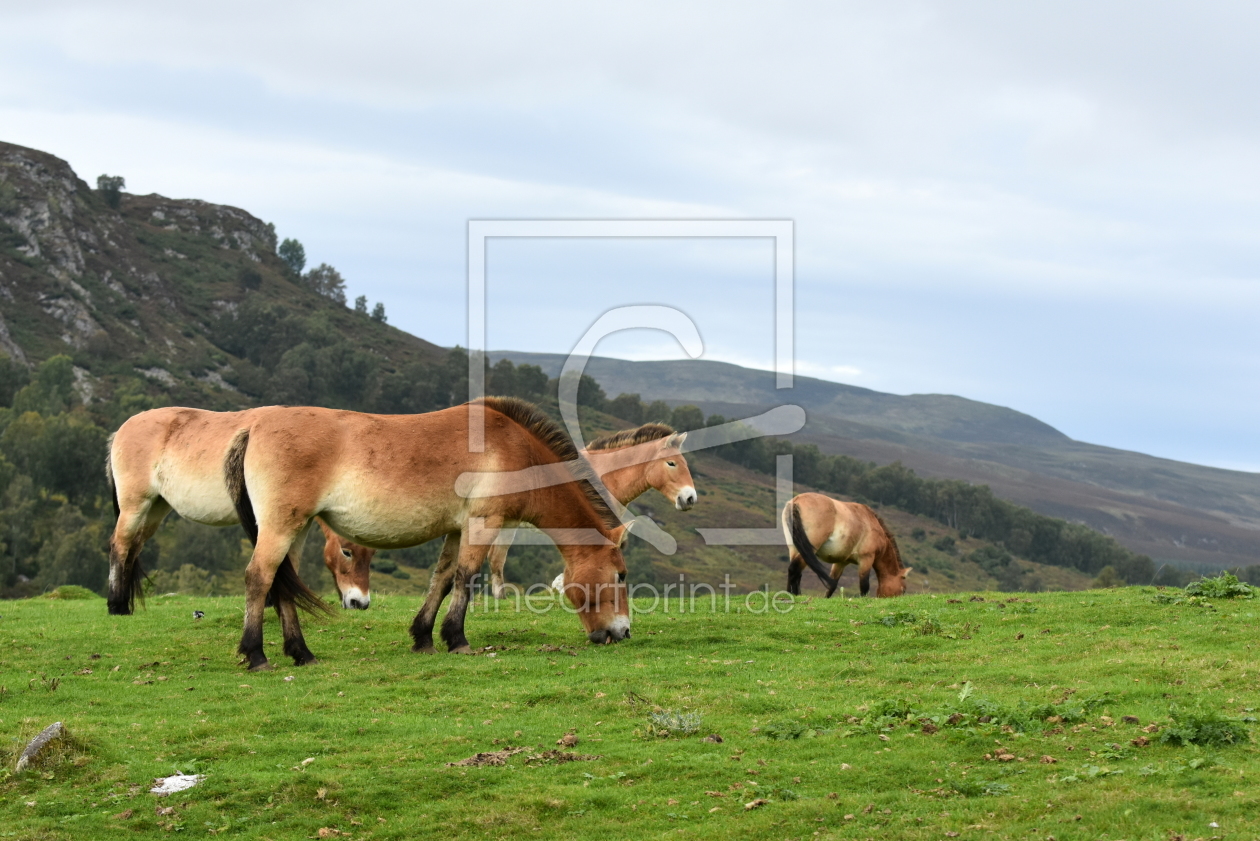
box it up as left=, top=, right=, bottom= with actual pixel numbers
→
left=820, top=525, right=858, bottom=563
left=319, top=485, right=457, bottom=550
left=154, top=465, right=239, bottom=527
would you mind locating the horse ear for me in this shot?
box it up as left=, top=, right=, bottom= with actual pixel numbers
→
left=901, top=567, right=912, bottom=578
left=666, top=431, right=687, bottom=449
left=609, top=520, right=635, bottom=548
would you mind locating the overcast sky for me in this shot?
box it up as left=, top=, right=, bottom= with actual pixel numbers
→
left=2, top=1, right=1257, bottom=470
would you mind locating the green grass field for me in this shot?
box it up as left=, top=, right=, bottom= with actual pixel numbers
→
left=2, top=585, right=1258, bottom=840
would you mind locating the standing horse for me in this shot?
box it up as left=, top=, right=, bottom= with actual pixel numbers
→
left=486, top=423, right=695, bottom=599
left=224, top=397, right=633, bottom=671
left=106, top=407, right=374, bottom=614
left=782, top=492, right=910, bottom=597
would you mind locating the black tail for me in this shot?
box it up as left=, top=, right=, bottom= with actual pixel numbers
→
left=787, top=503, right=837, bottom=595
left=224, top=429, right=258, bottom=545
left=105, top=432, right=119, bottom=518
left=270, top=556, right=334, bottom=617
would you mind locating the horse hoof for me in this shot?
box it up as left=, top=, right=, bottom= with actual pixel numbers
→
left=412, top=645, right=437, bottom=654
left=248, top=661, right=273, bottom=672
left=491, top=587, right=506, bottom=600
left=296, top=658, right=320, bottom=667
left=449, top=645, right=474, bottom=655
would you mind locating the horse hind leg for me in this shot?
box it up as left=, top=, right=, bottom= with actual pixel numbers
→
left=239, top=534, right=300, bottom=671
left=411, top=534, right=460, bottom=654
left=107, top=498, right=170, bottom=615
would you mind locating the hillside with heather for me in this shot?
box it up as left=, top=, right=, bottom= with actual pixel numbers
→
left=0, top=140, right=1206, bottom=600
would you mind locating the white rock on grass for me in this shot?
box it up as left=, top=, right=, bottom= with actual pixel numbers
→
left=151, top=773, right=205, bottom=795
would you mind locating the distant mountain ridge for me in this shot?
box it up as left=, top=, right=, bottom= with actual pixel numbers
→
left=491, top=350, right=1260, bottom=570
left=490, top=353, right=1070, bottom=446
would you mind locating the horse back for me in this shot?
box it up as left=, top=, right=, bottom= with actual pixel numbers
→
left=240, top=405, right=530, bottom=549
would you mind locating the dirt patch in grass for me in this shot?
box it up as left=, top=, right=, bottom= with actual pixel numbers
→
left=447, top=746, right=602, bottom=767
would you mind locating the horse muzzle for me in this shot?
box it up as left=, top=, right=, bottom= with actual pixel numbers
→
left=675, top=486, right=697, bottom=510
left=341, top=587, right=371, bottom=610
left=588, top=614, right=631, bottom=644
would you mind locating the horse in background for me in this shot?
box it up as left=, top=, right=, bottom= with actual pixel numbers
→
left=487, top=423, right=695, bottom=599
left=224, top=398, right=633, bottom=670
left=318, top=519, right=374, bottom=610
left=782, top=492, right=910, bottom=598
left=105, top=407, right=374, bottom=614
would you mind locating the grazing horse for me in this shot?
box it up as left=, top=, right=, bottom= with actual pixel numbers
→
left=224, top=397, right=633, bottom=671
left=487, top=423, right=695, bottom=599
left=782, top=492, right=910, bottom=598
left=318, top=519, right=375, bottom=610
left=105, top=407, right=374, bottom=614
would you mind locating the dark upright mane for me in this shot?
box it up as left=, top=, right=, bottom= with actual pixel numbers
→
left=585, top=423, right=676, bottom=452
left=871, top=511, right=904, bottom=570
left=474, top=397, right=619, bottom=529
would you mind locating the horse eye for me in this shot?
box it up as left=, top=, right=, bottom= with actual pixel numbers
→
left=666, top=460, right=677, bottom=468
left=341, top=549, right=353, bottom=558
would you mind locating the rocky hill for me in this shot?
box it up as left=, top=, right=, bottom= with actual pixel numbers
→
left=0, top=141, right=443, bottom=410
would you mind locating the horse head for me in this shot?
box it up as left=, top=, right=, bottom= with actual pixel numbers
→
left=319, top=520, right=374, bottom=610
left=644, top=431, right=697, bottom=511
left=876, top=565, right=912, bottom=597
left=561, top=521, right=633, bottom=644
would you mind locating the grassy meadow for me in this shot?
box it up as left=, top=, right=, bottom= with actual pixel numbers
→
left=2, top=585, right=1258, bottom=840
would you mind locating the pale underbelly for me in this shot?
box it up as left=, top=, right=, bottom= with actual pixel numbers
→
left=319, top=507, right=457, bottom=550
left=158, top=482, right=239, bottom=527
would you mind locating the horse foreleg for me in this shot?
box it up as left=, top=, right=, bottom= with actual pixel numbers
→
left=411, top=534, right=460, bottom=654
left=272, top=556, right=319, bottom=666
left=488, top=528, right=516, bottom=599
left=858, top=548, right=887, bottom=596
left=441, top=519, right=500, bottom=654
left=276, top=595, right=318, bottom=666
left=440, top=564, right=476, bottom=654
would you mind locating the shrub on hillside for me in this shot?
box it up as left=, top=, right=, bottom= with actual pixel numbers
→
left=1185, top=571, right=1256, bottom=599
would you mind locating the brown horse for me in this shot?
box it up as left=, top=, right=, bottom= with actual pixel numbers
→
left=486, top=423, right=695, bottom=598
left=224, top=397, right=632, bottom=670
left=782, top=492, right=910, bottom=598
left=318, top=519, right=375, bottom=610
left=105, top=407, right=374, bottom=614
